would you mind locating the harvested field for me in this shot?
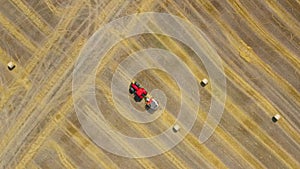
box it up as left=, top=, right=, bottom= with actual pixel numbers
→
left=0, top=0, right=299, bottom=168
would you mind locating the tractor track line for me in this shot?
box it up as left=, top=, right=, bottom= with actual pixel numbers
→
left=25, top=161, right=41, bottom=169
left=150, top=29, right=300, bottom=167
left=14, top=93, right=76, bottom=169
left=0, top=36, right=85, bottom=166
left=3, top=0, right=296, bottom=168
left=182, top=0, right=300, bottom=107
left=11, top=1, right=148, bottom=167
left=0, top=1, right=88, bottom=129
left=24, top=38, right=200, bottom=169
left=9, top=0, right=52, bottom=35
left=0, top=13, right=37, bottom=52
left=164, top=0, right=300, bottom=108
left=237, top=41, right=300, bottom=107
left=47, top=140, right=76, bottom=169
left=225, top=97, right=300, bottom=169
left=15, top=74, right=119, bottom=169
left=21, top=56, right=156, bottom=168
left=158, top=32, right=300, bottom=168
left=0, top=0, right=86, bottom=113
left=0, top=0, right=116, bottom=113
left=44, top=0, right=64, bottom=16
left=15, top=7, right=274, bottom=167
left=24, top=0, right=85, bottom=73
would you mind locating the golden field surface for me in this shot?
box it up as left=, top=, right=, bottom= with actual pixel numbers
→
left=0, top=0, right=299, bottom=168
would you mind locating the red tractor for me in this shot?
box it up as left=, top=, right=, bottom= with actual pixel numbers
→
left=129, top=81, right=147, bottom=102
left=129, top=81, right=159, bottom=111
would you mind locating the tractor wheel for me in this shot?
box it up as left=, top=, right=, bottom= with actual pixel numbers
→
left=134, top=95, right=142, bottom=102
left=135, top=82, right=141, bottom=87
left=129, top=87, right=135, bottom=94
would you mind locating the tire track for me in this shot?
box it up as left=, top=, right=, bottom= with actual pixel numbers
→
left=0, top=36, right=85, bottom=166
left=0, top=13, right=37, bottom=52
left=0, top=0, right=85, bottom=117
left=25, top=161, right=41, bottom=169
left=47, top=140, right=76, bottom=169
left=44, top=0, right=64, bottom=16
left=10, top=1, right=148, bottom=168
left=24, top=0, right=85, bottom=73
left=14, top=95, right=75, bottom=169
left=17, top=36, right=199, bottom=168
left=9, top=0, right=52, bottom=35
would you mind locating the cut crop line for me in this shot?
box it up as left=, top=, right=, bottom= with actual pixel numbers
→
left=15, top=97, right=74, bottom=169
left=62, top=120, right=119, bottom=169
left=262, top=0, right=300, bottom=41
left=170, top=0, right=300, bottom=146
left=227, top=0, right=300, bottom=74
